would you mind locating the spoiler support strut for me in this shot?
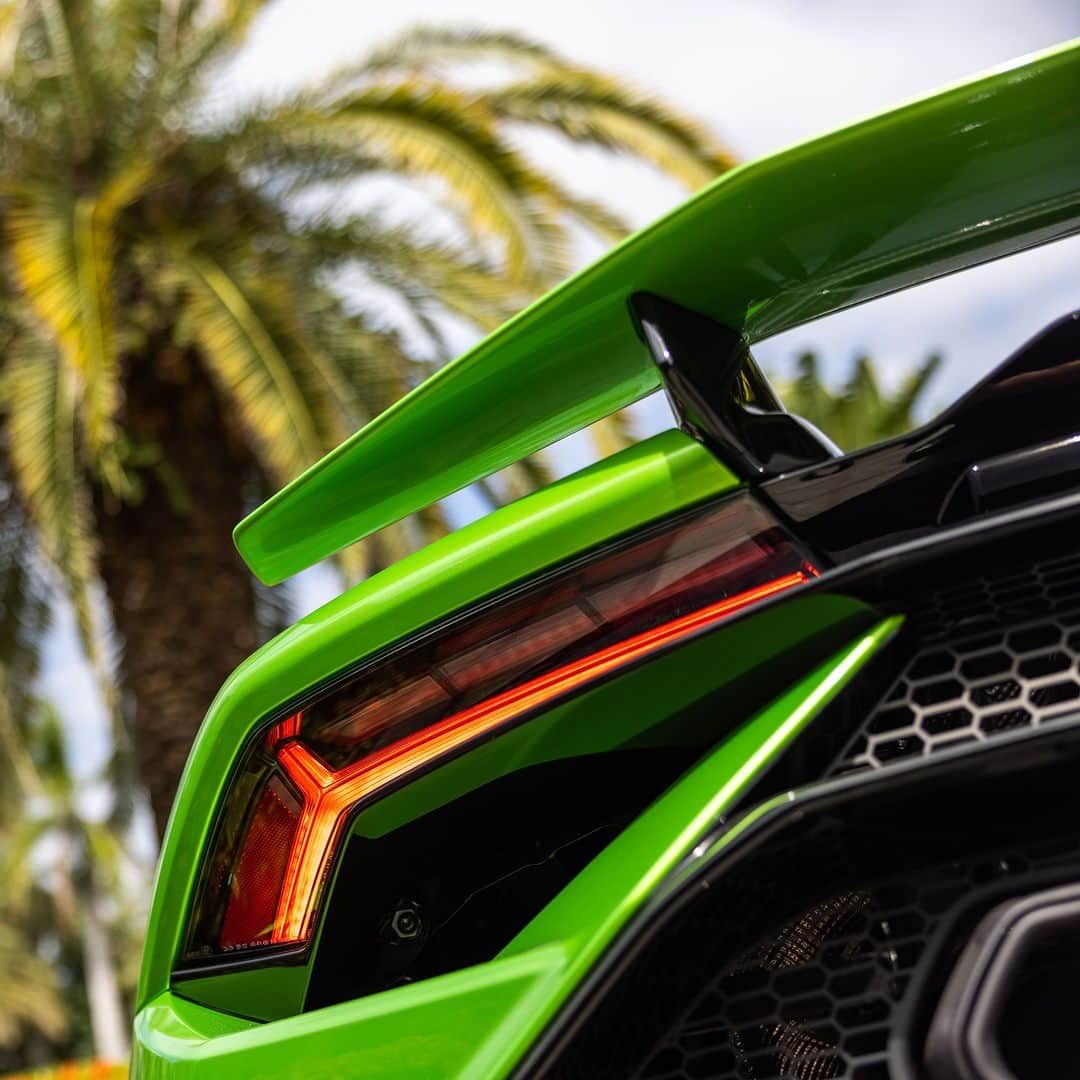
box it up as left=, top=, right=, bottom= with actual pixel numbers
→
left=630, top=293, right=837, bottom=480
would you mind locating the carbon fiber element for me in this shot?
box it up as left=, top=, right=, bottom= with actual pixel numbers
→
left=833, top=553, right=1080, bottom=774
left=631, top=836, right=1080, bottom=1080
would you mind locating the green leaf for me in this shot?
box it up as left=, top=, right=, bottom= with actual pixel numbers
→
left=167, top=250, right=335, bottom=483
left=5, top=166, right=149, bottom=460
left=3, top=341, right=100, bottom=652
left=485, top=70, right=734, bottom=189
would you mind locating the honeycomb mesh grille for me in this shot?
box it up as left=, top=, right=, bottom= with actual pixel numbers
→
left=833, top=552, right=1080, bottom=773
left=633, top=836, right=1080, bottom=1080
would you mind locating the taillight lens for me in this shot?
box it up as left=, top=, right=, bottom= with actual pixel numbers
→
left=182, top=495, right=817, bottom=966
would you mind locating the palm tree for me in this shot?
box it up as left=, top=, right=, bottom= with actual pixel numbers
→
left=0, top=5, right=733, bottom=832
left=2, top=697, right=138, bottom=1063
left=0, top=924, right=67, bottom=1064
left=774, top=351, right=941, bottom=452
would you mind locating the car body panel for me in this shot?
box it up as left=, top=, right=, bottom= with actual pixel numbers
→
left=137, top=429, right=736, bottom=1009
left=179, top=588, right=879, bottom=1020
left=235, top=39, right=1080, bottom=584
left=133, top=617, right=899, bottom=1077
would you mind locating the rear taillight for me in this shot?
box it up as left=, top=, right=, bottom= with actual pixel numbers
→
left=181, top=494, right=817, bottom=966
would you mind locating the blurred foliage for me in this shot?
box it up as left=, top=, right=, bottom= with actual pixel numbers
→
left=772, top=350, right=941, bottom=452
left=0, top=2, right=734, bottom=663
left=2, top=1064, right=126, bottom=1080
left=0, top=693, right=142, bottom=1070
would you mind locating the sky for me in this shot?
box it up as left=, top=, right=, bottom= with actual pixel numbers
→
left=46, top=1, right=1080, bottom=798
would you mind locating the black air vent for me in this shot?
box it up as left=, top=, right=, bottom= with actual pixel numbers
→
left=630, top=841, right=1080, bottom=1080
left=532, top=727, right=1080, bottom=1079
left=833, top=552, right=1080, bottom=773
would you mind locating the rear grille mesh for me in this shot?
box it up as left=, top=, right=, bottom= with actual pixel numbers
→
left=833, top=552, right=1080, bottom=774
left=632, top=836, right=1080, bottom=1080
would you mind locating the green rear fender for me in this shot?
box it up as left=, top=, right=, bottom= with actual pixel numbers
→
left=132, top=617, right=901, bottom=1078
left=138, top=430, right=736, bottom=1010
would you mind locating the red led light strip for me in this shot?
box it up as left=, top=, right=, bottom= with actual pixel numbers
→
left=265, top=712, right=301, bottom=749
left=270, top=568, right=815, bottom=943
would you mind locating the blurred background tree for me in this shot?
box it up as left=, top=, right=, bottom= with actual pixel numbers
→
left=2, top=699, right=138, bottom=1065
left=0, top=1, right=736, bottom=835
left=1, top=472, right=139, bottom=1070
left=776, top=350, right=941, bottom=452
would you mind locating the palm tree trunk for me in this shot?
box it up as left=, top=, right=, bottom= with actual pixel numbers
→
left=95, top=347, right=260, bottom=836
left=80, top=885, right=129, bottom=1062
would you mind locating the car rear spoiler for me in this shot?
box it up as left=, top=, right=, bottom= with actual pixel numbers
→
left=235, top=40, right=1080, bottom=585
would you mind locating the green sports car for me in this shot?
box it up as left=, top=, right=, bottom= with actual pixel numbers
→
left=132, top=40, right=1080, bottom=1079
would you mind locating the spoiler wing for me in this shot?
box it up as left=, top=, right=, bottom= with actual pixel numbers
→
left=236, top=40, right=1080, bottom=585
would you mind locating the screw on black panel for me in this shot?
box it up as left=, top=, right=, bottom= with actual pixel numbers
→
left=379, top=898, right=427, bottom=944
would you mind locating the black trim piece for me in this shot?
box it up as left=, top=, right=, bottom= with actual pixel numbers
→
left=943, top=432, right=1080, bottom=522
left=762, top=309, right=1080, bottom=563
left=629, top=292, right=837, bottom=479
left=830, top=550, right=1080, bottom=775
left=173, top=941, right=309, bottom=981
left=516, top=715, right=1080, bottom=1078
left=923, top=882, right=1080, bottom=1080
left=304, top=754, right=686, bottom=1011
left=700, top=493, right=1080, bottom=813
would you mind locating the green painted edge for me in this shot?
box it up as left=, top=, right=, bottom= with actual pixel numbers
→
left=483, top=615, right=904, bottom=1076
left=186, top=591, right=873, bottom=1020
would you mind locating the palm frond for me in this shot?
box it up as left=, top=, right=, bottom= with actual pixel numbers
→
left=166, top=249, right=338, bottom=483
left=0, top=341, right=130, bottom=792
left=35, top=0, right=96, bottom=136
left=0, top=465, right=51, bottom=726
left=0, top=0, right=34, bottom=76
left=492, top=453, right=555, bottom=503
left=0, top=923, right=66, bottom=1047
left=149, top=0, right=267, bottom=113
left=5, top=165, right=149, bottom=463
left=252, top=84, right=571, bottom=282
left=485, top=71, right=734, bottom=189
left=0, top=674, right=43, bottom=817
left=3, top=340, right=101, bottom=659
left=588, top=408, right=637, bottom=459
left=295, top=288, right=420, bottom=415
left=541, top=184, right=630, bottom=245
left=154, top=0, right=264, bottom=61
left=770, top=350, right=941, bottom=452
left=889, top=353, right=942, bottom=424
left=350, top=25, right=569, bottom=80
left=300, top=217, right=530, bottom=333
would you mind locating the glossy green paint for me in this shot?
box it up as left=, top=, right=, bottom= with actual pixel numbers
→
left=183, top=591, right=875, bottom=1021
left=236, top=40, right=1080, bottom=584
left=132, top=618, right=901, bottom=1078
left=134, top=947, right=573, bottom=1080
left=176, top=964, right=311, bottom=1025
left=137, top=429, right=734, bottom=1011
